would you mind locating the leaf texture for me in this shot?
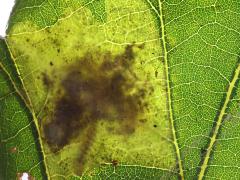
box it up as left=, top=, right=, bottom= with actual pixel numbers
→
left=1, top=0, right=240, bottom=179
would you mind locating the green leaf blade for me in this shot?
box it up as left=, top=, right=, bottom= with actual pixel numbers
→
left=162, top=0, right=240, bottom=178
left=0, top=40, right=47, bottom=179
left=3, top=0, right=240, bottom=179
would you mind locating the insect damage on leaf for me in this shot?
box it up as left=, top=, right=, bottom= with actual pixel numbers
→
left=6, top=1, right=176, bottom=176
left=9, top=146, right=18, bottom=153
left=41, top=44, right=153, bottom=173
left=17, top=172, right=35, bottom=180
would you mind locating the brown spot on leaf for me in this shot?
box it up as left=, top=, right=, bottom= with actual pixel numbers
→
left=10, top=147, right=17, bottom=153
left=42, top=73, right=53, bottom=89
left=17, top=172, right=35, bottom=180
left=111, top=159, right=118, bottom=166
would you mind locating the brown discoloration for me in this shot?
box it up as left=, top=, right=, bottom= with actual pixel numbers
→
left=42, top=72, right=53, bottom=89
left=17, top=172, right=35, bottom=180
left=76, top=124, right=97, bottom=174
left=111, top=159, right=119, bottom=166
left=139, top=118, right=147, bottom=123
left=10, top=147, right=17, bottom=153
left=42, top=44, right=151, bottom=173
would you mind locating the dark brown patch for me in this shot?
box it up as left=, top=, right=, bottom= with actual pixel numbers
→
left=42, top=72, right=54, bottom=89
left=50, top=61, right=54, bottom=66
left=76, top=124, right=97, bottom=174
left=139, top=118, right=147, bottom=123
left=10, top=147, right=17, bottom=153
left=42, top=44, right=151, bottom=173
left=111, top=159, right=118, bottom=166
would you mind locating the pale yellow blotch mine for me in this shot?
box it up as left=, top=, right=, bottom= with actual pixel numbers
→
left=7, top=0, right=176, bottom=177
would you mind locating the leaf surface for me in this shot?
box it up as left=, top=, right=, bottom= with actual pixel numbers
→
left=1, top=0, right=240, bottom=179
left=0, top=39, right=46, bottom=180
left=5, top=0, right=177, bottom=179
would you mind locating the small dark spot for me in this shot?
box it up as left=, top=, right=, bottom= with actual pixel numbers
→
left=139, top=118, right=147, bottom=123
left=148, top=87, right=154, bottom=96
left=26, top=38, right=30, bottom=42
left=153, top=124, right=157, bottom=128
left=201, top=148, right=207, bottom=157
left=46, top=28, right=51, bottom=33
left=111, top=159, right=118, bottom=166
left=155, top=70, right=158, bottom=78
left=122, top=43, right=144, bottom=61
left=42, top=73, right=53, bottom=89
left=57, top=48, right=60, bottom=53
left=143, top=102, right=149, bottom=108
left=50, top=61, right=54, bottom=66
left=52, top=39, right=60, bottom=46
left=138, top=43, right=145, bottom=49
left=10, top=147, right=17, bottom=153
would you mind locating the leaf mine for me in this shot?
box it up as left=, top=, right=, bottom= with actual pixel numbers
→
left=7, top=2, right=175, bottom=176
left=42, top=44, right=153, bottom=173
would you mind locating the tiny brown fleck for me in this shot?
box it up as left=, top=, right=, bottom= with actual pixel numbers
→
left=111, top=159, right=118, bottom=166
left=17, top=172, right=35, bottom=180
left=10, top=147, right=17, bottom=153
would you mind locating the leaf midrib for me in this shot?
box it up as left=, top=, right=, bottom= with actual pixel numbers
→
left=145, top=0, right=185, bottom=179
left=158, top=0, right=185, bottom=179
left=154, top=2, right=240, bottom=179
left=3, top=39, right=51, bottom=179
left=198, top=63, right=240, bottom=179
